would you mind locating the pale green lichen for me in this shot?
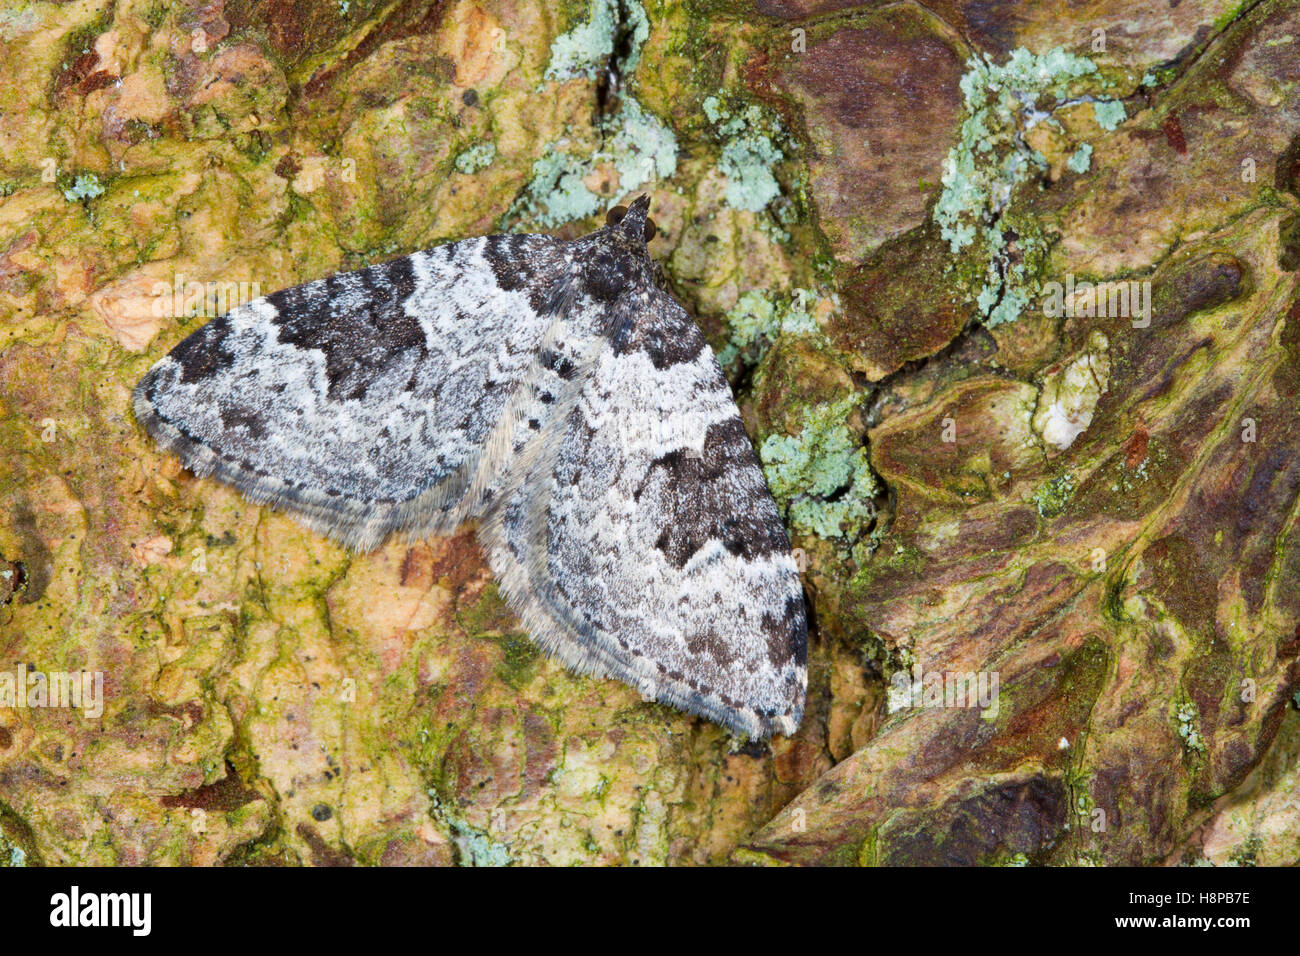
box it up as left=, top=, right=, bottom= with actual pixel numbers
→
left=516, top=152, right=603, bottom=227
left=760, top=395, right=877, bottom=541
left=62, top=173, right=105, bottom=202
left=449, top=819, right=512, bottom=867
left=0, top=833, right=25, bottom=867
left=512, top=101, right=677, bottom=228
left=547, top=0, right=649, bottom=82
left=454, top=142, right=496, bottom=175
left=515, top=5, right=676, bottom=229
left=604, top=99, right=678, bottom=191
left=1176, top=702, right=1206, bottom=754
left=716, top=288, right=827, bottom=367
left=702, top=96, right=785, bottom=213
left=987, top=284, right=1033, bottom=327
left=1093, top=99, right=1127, bottom=131
left=428, top=789, right=512, bottom=866
left=1067, top=142, right=1093, bottom=174
left=935, top=47, right=1098, bottom=254
left=934, top=47, right=1106, bottom=328
left=979, top=219, right=1049, bottom=328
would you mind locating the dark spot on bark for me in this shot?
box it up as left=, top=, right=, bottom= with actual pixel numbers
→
left=1278, top=215, right=1300, bottom=272
left=295, top=823, right=354, bottom=866
left=880, top=775, right=1066, bottom=866
left=160, top=762, right=261, bottom=811
left=274, top=152, right=302, bottom=180
left=1124, top=424, right=1149, bottom=469
left=8, top=506, right=50, bottom=604
left=1275, top=130, right=1300, bottom=198
left=1150, top=253, right=1247, bottom=329
left=1162, top=113, right=1187, bottom=154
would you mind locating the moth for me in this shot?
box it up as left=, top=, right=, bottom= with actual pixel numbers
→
left=134, top=196, right=807, bottom=738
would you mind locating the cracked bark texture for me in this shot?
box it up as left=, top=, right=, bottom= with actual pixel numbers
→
left=0, top=0, right=1297, bottom=866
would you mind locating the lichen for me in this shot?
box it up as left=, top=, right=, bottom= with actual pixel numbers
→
left=934, top=47, right=1099, bottom=254
left=428, top=789, right=512, bottom=866
left=515, top=151, right=604, bottom=228
left=759, top=394, right=877, bottom=541
left=1092, top=99, right=1127, bottom=131
left=448, top=818, right=513, bottom=866
left=0, top=832, right=26, bottom=867
left=513, top=5, right=676, bottom=229
left=1067, top=142, right=1093, bottom=174
left=546, top=0, right=649, bottom=83
left=715, top=287, right=828, bottom=367
left=61, top=172, right=105, bottom=202
left=934, top=47, right=1108, bottom=328
left=1032, top=472, right=1076, bottom=518
left=604, top=99, right=679, bottom=193
left=1176, top=701, right=1206, bottom=754
left=701, top=95, right=785, bottom=214
left=454, top=142, right=496, bottom=175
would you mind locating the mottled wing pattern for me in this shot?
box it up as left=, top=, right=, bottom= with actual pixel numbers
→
left=134, top=235, right=570, bottom=549
left=480, top=289, right=807, bottom=738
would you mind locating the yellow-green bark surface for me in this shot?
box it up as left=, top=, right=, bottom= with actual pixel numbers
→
left=1, top=0, right=1297, bottom=865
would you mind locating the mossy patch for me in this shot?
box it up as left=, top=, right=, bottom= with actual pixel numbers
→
left=1032, top=472, right=1076, bottom=518
left=495, top=632, right=541, bottom=690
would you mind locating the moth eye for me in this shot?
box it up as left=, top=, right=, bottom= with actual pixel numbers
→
left=605, top=205, right=628, bottom=227
left=644, top=217, right=657, bottom=242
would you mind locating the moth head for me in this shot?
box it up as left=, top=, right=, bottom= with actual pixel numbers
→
left=578, top=196, right=659, bottom=305
left=604, top=195, right=657, bottom=244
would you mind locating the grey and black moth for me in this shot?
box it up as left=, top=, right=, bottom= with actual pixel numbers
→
left=134, top=196, right=807, bottom=738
